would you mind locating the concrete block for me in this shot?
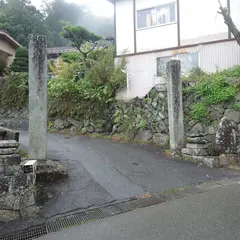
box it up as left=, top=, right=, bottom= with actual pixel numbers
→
left=20, top=206, right=40, bottom=219
left=187, top=136, right=209, bottom=144
left=0, top=154, right=21, bottom=166
left=0, top=127, right=19, bottom=141
left=0, top=148, right=19, bottom=155
left=181, top=148, right=208, bottom=156
left=13, top=189, right=36, bottom=210
left=0, top=209, right=20, bottom=222
left=186, top=143, right=208, bottom=149
left=0, top=176, right=9, bottom=193
left=0, top=140, right=20, bottom=148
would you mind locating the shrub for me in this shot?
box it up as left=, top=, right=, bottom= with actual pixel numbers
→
left=0, top=56, right=7, bottom=76
left=48, top=47, right=126, bottom=120
left=11, top=47, right=28, bottom=72
left=184, top=66, right=240, bottom=121
left=0, top=73, right=28, bottom=110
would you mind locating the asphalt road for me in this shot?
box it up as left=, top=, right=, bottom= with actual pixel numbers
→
left=18, top=130, right=240, bottom=219
left=38, top=184, right=240, bottom=240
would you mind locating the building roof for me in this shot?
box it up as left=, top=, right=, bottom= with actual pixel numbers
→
left=47, top=47, right=77, bottom=55
left=0, top=31, right=21, bottom=49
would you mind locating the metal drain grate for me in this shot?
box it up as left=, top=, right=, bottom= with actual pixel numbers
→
left=46, top=208, right=111, bottom=233
left=0, top=225, right=47, bottom=240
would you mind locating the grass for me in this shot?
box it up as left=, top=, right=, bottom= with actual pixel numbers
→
left=19, top=149, right=28, bottom=158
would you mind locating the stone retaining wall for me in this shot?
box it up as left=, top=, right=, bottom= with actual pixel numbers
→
left=0, top=128, right=38, bottom=222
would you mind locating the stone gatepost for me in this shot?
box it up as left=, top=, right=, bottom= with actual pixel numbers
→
left=28, top=35, right=48, bottom=162
left=166, top=60, right=184, bottom=151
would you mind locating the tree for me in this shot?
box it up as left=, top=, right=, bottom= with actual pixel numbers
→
left=61, top=25, right=102, bottom=58
left=11, top=47, right=28, bottom=72
left=0, top=0, right=49, bottom=46
left=218, top=0, right=240, bottom=46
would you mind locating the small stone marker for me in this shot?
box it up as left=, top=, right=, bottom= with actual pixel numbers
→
left=28, top=35, right=48, bottom=162
left=216, top=117, right=239, bottom=154
left=166, top=60, right=184, bottom=151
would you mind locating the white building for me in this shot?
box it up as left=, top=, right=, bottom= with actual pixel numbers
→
left=108, top=0, right=240, bottom=98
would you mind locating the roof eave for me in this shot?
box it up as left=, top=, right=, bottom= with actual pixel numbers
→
left=0, top=31, right=21, bottom=49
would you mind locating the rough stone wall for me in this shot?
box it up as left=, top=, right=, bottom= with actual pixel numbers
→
left=0, top=107, right=28, bottom=129
left=0, top=128, right=38, bottom=222
left=183, top=81, right=240, bottom=139
left=52, top=84, right=170, bottom=146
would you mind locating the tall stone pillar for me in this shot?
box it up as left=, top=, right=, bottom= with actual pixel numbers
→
left=28, top=35, right=48, bottom=162
left=166, top=60, right=184, bottom=151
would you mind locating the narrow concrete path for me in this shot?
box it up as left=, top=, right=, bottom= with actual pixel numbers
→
left=18, top=130, right=240, bottom=219
left=38, top=183, right=240, bottom=240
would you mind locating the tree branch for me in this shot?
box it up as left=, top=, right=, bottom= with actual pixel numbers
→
left=218, top=0, right=240, bottom=46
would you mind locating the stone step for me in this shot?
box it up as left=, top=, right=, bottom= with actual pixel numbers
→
left=0, top=148, right=19, bottom=155
left=0, top=140, right=20, bottom=148
left=186, top=143, right=209, bottom=149
left=181, top=148, right=208, bottom=156
left=187, top=136, right=209, bottom=144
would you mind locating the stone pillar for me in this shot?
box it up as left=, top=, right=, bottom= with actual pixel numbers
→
left=28, top=35, right=48, bottom=162
left=166, top=60, right=184, bottom=151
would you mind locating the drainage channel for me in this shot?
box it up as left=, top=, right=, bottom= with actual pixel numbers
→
left=0, top=196, right=164, bottom=240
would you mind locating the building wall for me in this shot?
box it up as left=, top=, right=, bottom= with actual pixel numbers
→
left=135, top=0, right=178, bottom=51
left=231, top=0, right=240, bottom=37
left=0, top=38, right=16, bottom=66
left=180, top=0, right=228, bottom=45
left=115, top=0, right=134, bottom=55
left=115, top=0, right=238, bottom=55
left=118, top=40, right=240, bottom=98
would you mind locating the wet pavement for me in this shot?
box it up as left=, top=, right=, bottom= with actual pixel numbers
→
left=1, top=130, right=240, bottom=235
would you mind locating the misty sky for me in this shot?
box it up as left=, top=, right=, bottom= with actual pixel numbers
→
left=31, top=0, right=114, bottom=17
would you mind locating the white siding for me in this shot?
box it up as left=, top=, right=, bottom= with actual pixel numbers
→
left=136, top=24, right=178, bottom=52
left=200, top=41, right=240, bottom=73
left=117, top=41, right=240, bottom=98
left=180, top=0, right=228, bottom=45
left=116, top=0, right=134, bottom=55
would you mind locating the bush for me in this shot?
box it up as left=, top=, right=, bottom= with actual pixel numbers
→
left=0, top=73, right=28, bottom=110
left=48, top=47, right=126, bottom=120
left=0, top=56, right=7, bottom=76
left=184, top=66, right=240, bottom=121
left=11, top=47, right=28, bottom=72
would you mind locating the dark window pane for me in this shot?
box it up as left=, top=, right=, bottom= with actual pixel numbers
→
left=169, top=2, right=176, bottom=22
left=156, top=2, right=176, bottom=25
left=156, top=56, right=172, bottom=77
left=137, top=8, right=155, bottom=29
left=177, top=52, right=199, bottom=75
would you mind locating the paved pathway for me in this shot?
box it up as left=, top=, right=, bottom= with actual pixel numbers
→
left=38, top=183, right=240, bottom=240
left=18, top=130, right=240, bottom=219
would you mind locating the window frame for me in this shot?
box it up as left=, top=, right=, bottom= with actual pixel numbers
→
left=156, top=52, right=200, bottom=77
left=136, top=1, right=177, bottom=31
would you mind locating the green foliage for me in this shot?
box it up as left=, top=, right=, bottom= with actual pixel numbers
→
left=0, top=72, right=28, bottom=110
left=61, top=25, right=102, bottom=58
left=11, top=47, right=28, bottom=72
left=48, top=47, right=126, bottom=120
left=0, top=56, right=7, bottom=76
left=190, top=103, right=208, bottom=121
left=61, top=52, right=83, bottom=64
left=233, top=102, right=240, bottom=111
left=0, top=0, right=113, bottom=47
left=182, top=67, right=208, bottom=82
left=184, top=66, right=240, bottom=121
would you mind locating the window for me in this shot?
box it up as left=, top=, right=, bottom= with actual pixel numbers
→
left=156, top=56, right=172, bottom=77
left=137, top=2, right=176, bottom=29
left=156, top=52, right=199, bottom=77
left=177, top=53, right=199, bottom=75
